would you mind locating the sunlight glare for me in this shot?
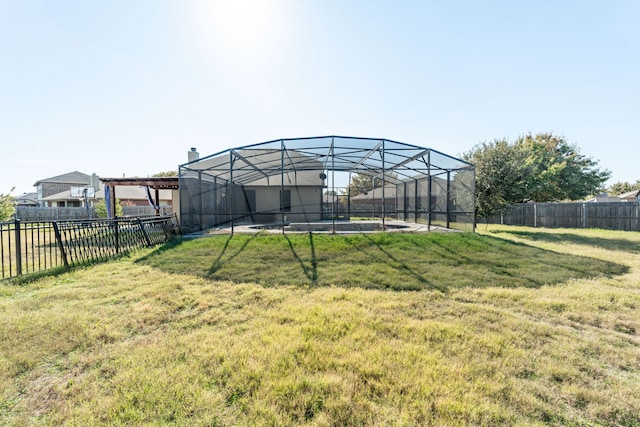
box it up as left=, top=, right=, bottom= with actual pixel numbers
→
left=187, top=0, right=290, bottom=64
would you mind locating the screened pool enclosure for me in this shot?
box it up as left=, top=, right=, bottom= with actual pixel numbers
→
left=179, top=136, right=475, bottom=233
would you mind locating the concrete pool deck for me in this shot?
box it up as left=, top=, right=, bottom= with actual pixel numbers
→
left=184, top=219, right=458, bottom=237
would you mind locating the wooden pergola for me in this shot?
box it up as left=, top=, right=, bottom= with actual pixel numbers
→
left=99, top=177, right=179, bottom=217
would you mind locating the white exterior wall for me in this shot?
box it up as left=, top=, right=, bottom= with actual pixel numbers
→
left=171, top=189, right=180, bottom=222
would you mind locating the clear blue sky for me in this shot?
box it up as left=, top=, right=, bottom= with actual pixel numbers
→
left=1, top=0, right=638, bottom=195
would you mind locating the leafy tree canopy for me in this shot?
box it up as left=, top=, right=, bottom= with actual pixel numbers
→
left=152, top=170, right=178, bottom=178
left=462, top=140, right=530, bottom=218
left=519, top=133, right=610, bottom=202
left=464, top=133, right=610, bottom=218
left=608, top=180, right=640, bottom=196
left=94, top=198, right=123, bottom=218
left=343, top=172, right=398, bottom=197
left=0, top=188, right=16, bottom=221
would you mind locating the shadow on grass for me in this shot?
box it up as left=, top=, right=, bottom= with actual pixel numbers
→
left=284, top=233, right=318, bottom=286
left=4, top=265, right=72, bottom=285
left=136, top=237, right=186, bottom=260
left=357, top=233, right=445, bottom=292
left=134, top=232, right=629, bottom=292
left=490, top=229, right=640, bottom=254
left=207, top=234, right=257, bottom=276
left=7, top=242, right=177, bottom=286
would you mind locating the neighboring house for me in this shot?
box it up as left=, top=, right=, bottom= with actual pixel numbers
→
left=350, top=185, right=397, bottom=217
left=617, top=189, right=640, bottom=202
left=13, top=192, right=38, bottom=207
left=349, top=175, right=456, bottom=217
left=584, top=193, right=622, bottom=203
left=33, top=171, right=172, bottom=208
left=33, top=171, right=94, bottom=207
left=42, top=183, right=173, bottom=208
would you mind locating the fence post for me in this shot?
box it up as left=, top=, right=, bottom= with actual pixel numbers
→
left=14, top=219, right=22, bottom=276
left=52, top=222, right=69, bottom=269
left=137, top=218, right=152, bottom=246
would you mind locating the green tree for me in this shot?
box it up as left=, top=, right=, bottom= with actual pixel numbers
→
left=0, top=188, right=16, bottom=221
left=344, top=174, right=374, bottom=196
left=94, top=198, right=123, bottom=218
left=463, top=139, right=530, bottom=218
left=344, top=172, right=397, bottom=196
left=519, top=133, right=610, bottom=201
left=152, top=170, right=178, bottom=177
left=608, top=180, right=640, bottom=196
left=464, top=133, right=610, bottom=218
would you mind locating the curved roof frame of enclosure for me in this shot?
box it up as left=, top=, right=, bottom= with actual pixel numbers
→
left=179, top=136, right=475, bottom=233
left=180, top=135, right=473, bottom=184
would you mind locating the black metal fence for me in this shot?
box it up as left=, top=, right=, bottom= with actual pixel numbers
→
left=1, top=215, right=178, bottom=280
left=482, top=202, right=640, bottom=231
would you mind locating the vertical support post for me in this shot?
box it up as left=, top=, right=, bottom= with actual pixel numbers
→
left=446, top=171, right=451, bottom=229
left=198, top=171, right=203, bottom=231
left=582, top=202, right=587, bottom=229
left=472, top=167, right=477, bottom=233
left=52, top=221, right=69, bottom=269
left=331, top=138, right=335, bottom=234
left=347, top=171, right=352, bottom=219
left=381, top=140, right=386, bottom=230
left=83, top=188, right=90, bottom=219
left=229, top=151, right=234, bottom=235
left=403, top=182, right=407, bottom=221
left=14, top=219, right=22, bottom=276
left=427, top=150, right=432, bottom=230
left=213, top=176, right=217, bottom=226
left=534, top=203, right=538, bottom=228
left=155, top=188, right=160, bottom=216
left=414, top=178, right=419, bottom=225
left=110, top=185, right=117, bottom=219
left=281, top=141, right=285, bottom=234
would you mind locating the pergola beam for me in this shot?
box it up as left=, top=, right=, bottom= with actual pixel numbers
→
left=99, top=177, right=179, bottom=190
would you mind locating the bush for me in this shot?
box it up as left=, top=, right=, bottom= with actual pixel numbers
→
left=94, top=199, right=123, bottom=218
left=0, top=188, right=15, bottom=221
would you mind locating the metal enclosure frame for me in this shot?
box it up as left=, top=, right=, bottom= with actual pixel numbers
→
left=179, top=136, right=475, bottom=234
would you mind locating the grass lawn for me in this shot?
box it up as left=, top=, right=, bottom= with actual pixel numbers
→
left=1, top=226, right=639, bottom=426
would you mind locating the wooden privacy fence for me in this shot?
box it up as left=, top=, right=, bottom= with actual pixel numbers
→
left=16, top=206, right=173, bottom=221
left=1, top=215, right=178, bottom=280
left=16, top=206, right=97, bottom=221
left=484, top=202, right=640, bottom=231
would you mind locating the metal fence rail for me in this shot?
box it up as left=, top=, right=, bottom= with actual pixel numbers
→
left=1, top=215, right=177, bottom=280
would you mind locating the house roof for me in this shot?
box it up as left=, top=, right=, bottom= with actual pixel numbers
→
left=33, top=171, right=91, bottom=186
left=14, top=192, right=38, bottom=205
left=617, top=189, right=640, bottom=199
left=350, top=186, right=397, bottom=201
